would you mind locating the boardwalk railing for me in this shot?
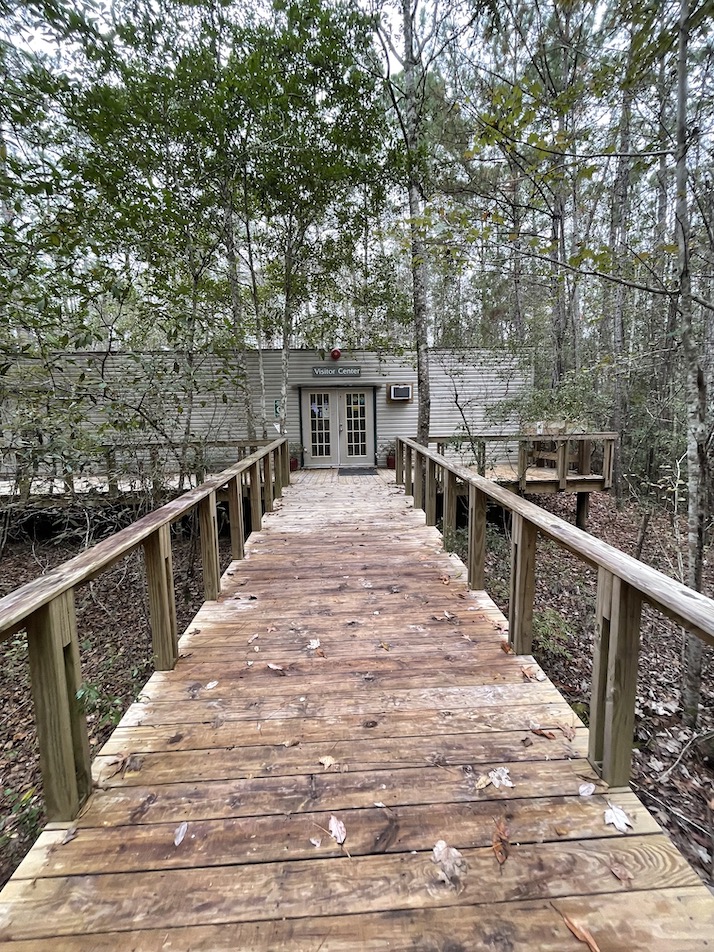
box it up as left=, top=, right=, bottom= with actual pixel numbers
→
left=1, top=437, right=275, bottom=499
left=429, top=432, right=616, bottom=491
left=396, top=436, right=714, bottom=788
left=0, top=438, right=289, bottom=821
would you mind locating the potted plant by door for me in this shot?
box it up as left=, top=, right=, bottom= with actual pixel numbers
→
left=289, top=443, right=303, bottom=471
left=381, top=441, right=396, bottom=469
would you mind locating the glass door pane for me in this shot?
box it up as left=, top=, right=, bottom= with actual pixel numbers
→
left=309, top=392, right=332, bottom=458
left=345, top=392, right=367, bottom=457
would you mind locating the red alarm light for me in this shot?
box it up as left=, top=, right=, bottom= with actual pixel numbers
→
left=330, top=347, right=341, bottom=361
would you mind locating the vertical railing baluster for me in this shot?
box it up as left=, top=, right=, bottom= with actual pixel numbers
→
left=425, top=458, right=437, bottom=525
left=199, top=490, right=221, bottom=601
left=509, top=513, right=536, bottom=654
left=227, top=474, right=245, bottom=560
left=26, top=590, right=91, bottom=820
left=145, top=523, right=178, bottom=669
left=250, top=460, right=262, bottom=535
left=468, top=482, right=486, bottom=590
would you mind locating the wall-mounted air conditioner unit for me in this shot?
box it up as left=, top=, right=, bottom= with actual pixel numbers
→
left=389, top=384, right=413, bottom=401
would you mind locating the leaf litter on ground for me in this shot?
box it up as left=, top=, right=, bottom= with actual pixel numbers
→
left=432, top=839, right=466, bottom=887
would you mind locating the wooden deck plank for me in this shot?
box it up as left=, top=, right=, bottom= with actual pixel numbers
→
left=1, top=468, right=712, bottom=948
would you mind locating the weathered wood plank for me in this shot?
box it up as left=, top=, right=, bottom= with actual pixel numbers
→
left=2, top=888, right=711, bottom=952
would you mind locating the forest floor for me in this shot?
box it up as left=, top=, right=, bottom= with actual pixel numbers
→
left=0, top=491, right=712, bottom=891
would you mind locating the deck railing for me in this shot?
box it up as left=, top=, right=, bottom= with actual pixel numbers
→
left=0, top=438, right=289, bottom=821
left=428, top=432, right=616, bottom=492
left=396, top=436, right=714, bottom=788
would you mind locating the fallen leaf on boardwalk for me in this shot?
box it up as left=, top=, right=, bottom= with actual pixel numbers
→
left=556, top=909, right=602, bottom=951
left=307, top=639, right=321, bottom=650
left=246, top=660, right=254, bottom=667
left=60, top=826, right=78, bottom=846
left=609, top=861, right=634, bottom=886
left=319, top=756, right=338, bottom=770
left=432, top=839, right=466, bottom=886
left=316, top=648, right=326, bottom=657
left=474, top=774, right=493, bottom=790
left=439, top=575, right=450, bottom=585
left=500, top=642, right=514, bottom=654
left=373, top=801, right=386, bottom=808
left=521, top=736, right=533, bottom=748
left=266, top=626, right=277, bottom=633
left=531, top=728, right=557, bottom=740
left=205, top=680, right=218, bottom=690
left=492, top=817, right=510, bottom=866
left=554, top=826, right=570, bottom=836
left=309, top=837, right=322, bottom=848
left=282, top=739, right=299, bottom=747
left=173, top=821, right=188, bottom=847
left=328, top=815, right=346, bottom=844
left=488, top=766, right=514, bottom=788
left=558, top=723, right=576, bottom=741
left=443, top=610, right=456, bottom=620
left=522, top=665, right=546, bottom=682
left=267, top=663, right=286, bottom=676
left=379, top=642, right=390, bottom=651
left=604, top=801, right=633, bottom=833
left=579, top=783, right=596, bottom=797
left=248, top=633, right=260, bottom=644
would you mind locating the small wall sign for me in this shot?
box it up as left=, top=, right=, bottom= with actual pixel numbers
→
left=312, top=366, right=361, bottom=378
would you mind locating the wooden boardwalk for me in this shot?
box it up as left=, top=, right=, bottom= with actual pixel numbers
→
left=1, top=469, right=712, bottom=949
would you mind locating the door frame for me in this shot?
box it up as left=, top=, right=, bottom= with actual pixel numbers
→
left=298, top=386, right=378, bottom=468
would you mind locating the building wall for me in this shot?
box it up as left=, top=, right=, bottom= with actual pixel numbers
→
left=1, top=348, right=530, bottom=471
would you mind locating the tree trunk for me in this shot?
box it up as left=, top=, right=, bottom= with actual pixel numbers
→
left=401, top=0, right=430, bottom=446
left=676, top=0, right=707, bottom=727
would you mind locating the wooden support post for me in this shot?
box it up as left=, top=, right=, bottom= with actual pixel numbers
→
left=518, top=441, right=528, bottom=493
left=404, top=444, right=413, bottom=497
left=26, top=590, right=91, bottom=820
left=603, top=438, right=614, bottom=489
left=249, top=460, right=262, bottom=535
left=106, top=449, right=119, bottom=499
left=425, top=458, right=437, bottom=526
left=576, top=492, right=590, bottom=530
left=395, top=439, right=404, bottom=485
left=442, top=470, right=458, bottom=539
left=468, top=483, right=486, bottom=590
left=589, top=569, right=642, bottom=786
left=578, top=439, right=592, bottom=476
left=413, top=451, right=423, bottom=512
left=274, top=448, right=284, bottom=499
left=263, top=452, right=274, bottom=513
left=556, top=439, right=569, bottom=490
left=282, top=440, right=291, bottom=486
left=509, top=513, right=537, bottom=654
left=144, top=524, right=178, bottom=670
left=199, top=490, right=221, bottom=601
left=227, top=475, right=245, bottom=560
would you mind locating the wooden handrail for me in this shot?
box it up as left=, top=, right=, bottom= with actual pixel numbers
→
left=396, top=437, right=713, bottom=787
left=0, top=437, right=288, bottom=821
left=0, top=439, right=285, bottom=641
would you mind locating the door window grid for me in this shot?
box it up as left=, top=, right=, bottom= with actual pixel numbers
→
left=345, top=392, right=367, bottom=457
left=309, top=392, right=331, bottom=457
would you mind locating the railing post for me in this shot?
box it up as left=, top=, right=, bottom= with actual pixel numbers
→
left=199, top=490, right=221, bottom=601
left=468, top=483, right=486, bottom=590
left=144, top=523, right=178, bottom=670
left=263, top=451, right=274, bottom=513
left=26, top=590, right=91, bottom=820
left=395, top=438, right=404, bottom=485
left=442, top=469, right=458, bottom=539
left=250, top=460, right=262, bottom=534
left=405, top=444, right=413, bottom=497
left=274, top=448, right=283, bottom=499
left=106, top=448, right=119, bottom=500
left=603, top=438, right=614, bottom=489
left=425, top=457, right=437, bottom=526
left=282, top=440, right=291, bottom=486
left=227, top=474, right=245, bottom=560
left=589, top=569, right=642, bottom=786
left=508, top=512, right=536, bottom=654
left=578, top=439, right=592, bottom=476
left=413, top=450, right=423, bottom=511
left=518, top=441, right=528, bottom=492
left=557, top=439, right=569, bottom=490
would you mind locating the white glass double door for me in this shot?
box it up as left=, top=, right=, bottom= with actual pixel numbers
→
left=301, top=389, right=374, bottom=468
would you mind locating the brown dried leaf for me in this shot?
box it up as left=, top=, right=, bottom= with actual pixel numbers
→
left=379, top=642, right=390, bottom=651
left=558, top=722, right=577, bottom=741
left=319, top=755, right=338, bottom=770
left=522, top=664, right=546, bottom=682
left=500, top=642, right=514, bottom=654
left=609, top=861, right=634, bottom=886
left=60, top=825, right=78, bottom=846
left=531, top=728, right=557, bottom=740
left=558, top=911, right=602, bottom=952
left=473, top=773, right=493, bottom=790
left=267, top=663, right=286, bottom=676
left=521, top=736, right=533, bottom=747
left=492, top=817, right=510, bottom=867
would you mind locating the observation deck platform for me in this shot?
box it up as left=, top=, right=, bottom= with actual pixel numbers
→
left=0, top=469, right=712, bottom=949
